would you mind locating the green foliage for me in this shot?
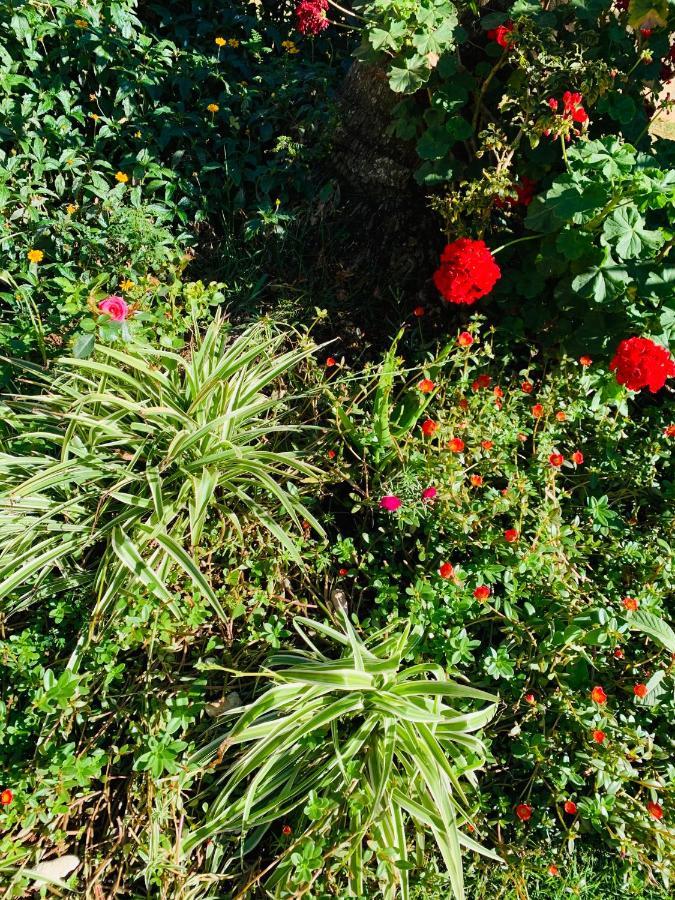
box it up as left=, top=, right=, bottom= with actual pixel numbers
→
left=188, top=611, right=498, bottom=899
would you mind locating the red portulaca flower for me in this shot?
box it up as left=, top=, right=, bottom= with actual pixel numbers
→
left=664, top=424, right=675, bottom=437
left=515, top=803, right=532, bottom=821
left=647, top=801, right=664, bottom=820
left=591, top=686, right=607, bottom=704
left=380, top=495, right=402, bottom=512
left=421, top=486, right=437, bottom=502
left=470, top=474, right=483, bottom=487
left=504, top=529, right=519, bottom=543
left=563, top=800, right=577, bottom=815
left=474, top=585, right=490, bottom=600
left=521, top=381, right=533, bottom=393
left=413, top=305, right=425, bottom=317
left=571, top=450, right=584, bottom=465
left=295, top=0, right=329, bottom=36
left=472, top=374, right=492, bottom=391
left=633, top=683, right=648, bottom=699
left=282, top=824, right=292, bottom=835
left=418, top=378, right=435, bottom=393
left=592, top=729, right=606, bottom=744
left=487, top=22, right=515, bottom=49
left=549, top=452, right=564, bottom=467
left=433, top=238, right=501, bottom=305
left=447, top=437, right=465, bottom=453
left=98, top=295, right=129, bottom=321
left=481, top=439, right=494, bottom=450
left=610, top=336, right=675, bottom=393
left=0, top=789, right=12, bottom=805
left=622, top=596, right=638, bottom=612
left=439, top=562, right=454, bottom=579
left=325, top=356, right=337, bottom=367
left=421, top=419, right=438, bottom=437
left=579, top=355, right=592, bottom=367
left=532, top=403, right=544, bottom=418
left=457, top=331, right=474, bottom=347
left=548, top=865, right=559, bottom=876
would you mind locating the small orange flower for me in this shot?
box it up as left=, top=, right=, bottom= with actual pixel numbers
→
left=532, top=403, right=544, bottom=418
left=457, top=331, right=474, bottom=347
left=521, top=381, right=533, bottom=393
left=646, top=801, right=663, bottom=820
left=114, top=171, right=129, bottom=183
left=622, top=596, right=638, bottom=612
left=592, top=729, right=606, bottom=744
left=571, top=450, right=584, bottom=465
left=591, top=686, right=607, bottom=704
left=470, top=474, right=483, bottom=487
left=474, top=585, right=490, bottom=601
left=481, top=439, right=494, bottom=451
left=555, top=410, right=566, bottom=422
left=0, top=789, right=12, bottom=805
left=493, top=386, right=504, bottom=399
left=439, top=562, right=454, bottom=579
left=579, top=356, right=592, bottom=367
left=413, top=305, right=425, bottom=317
left=27, top=249, right=44, bottom=263
left=633, top=683, right=648, bottom=699
left=282, top=824, right=292, bottom=835
left=418, top=378, right=435, bottom=393
left=207, top=103, right=219, bottom=113
left=325, top=356, right=337, bottom=367
left=515, top=803, right=532, bottom=821
left=215, top=36, right=226, bottom=46
left=448, top=437, right=465, bottom=452
left=549, top=452, right=564, bottom=467
left=421, top=419, right=438, bottom=437
left=548, top=865, right=559, bottom=876
left=75, top=19, right=88, bottom=28
left=664, top=425, right=675, bottom=437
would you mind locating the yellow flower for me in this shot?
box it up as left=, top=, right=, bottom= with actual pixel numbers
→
left=114, top=171, right=129, bottom=183
left=134, top=130, right=142, bottom=138
left=281, top=40, right=298, bottom=53
left=228, top=38, right=240, bottom=48
left=75, top=19, right=88, bottom=28
left=90, top=113, right=99, bottom=121
left=66, top=203, right=77, bottom=215
left=287, top=46, right=300, bottom=54
left=27, top=249, right=44, bottom=264
left=207, top=103, right=219, bottom=113
left=215, top=37, right=226, bottom=47
left=120, top=279, right=135, bottom=292
left=89, top=93, right=97, bottom=101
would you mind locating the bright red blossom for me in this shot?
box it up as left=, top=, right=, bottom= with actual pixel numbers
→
left=571, top=450, right=584, bottom=465
left=524, top=692, right=535, bottom=704
left=481, top=439, right=494, bottom=450
left=521, top=381, right=533, bottom=393
left=592, top=729, right=606, bottom=744
left=0, top=789, right=12, bottom=805
left=474, top=585, right=491, bottom=600
left=422, top=486, right=437, bottom=502
left=325, top=356, right=337, bottom=367
left=439, top=562, right=454, bottom=579
left=418, top=378, right=435, bottom=393
left=470, top=474, right=483, bottom=486
left=647, top=801, right=664, bottom=820
left=622, top=596, right=639, bottom=612
left=457, top=331, right=474, bottom=347
left=472, top=374, right=492, bottom=391
left=532, top=403, right=544, bottom=418
left=421, top=419, right=438, bottom=437
left=433, top=238, right=501, bottom=305
left=282, top=824, right=292, bottom=835
left=487, top=22, right=515, bottom=48
left=380, top=495, right=402, bottom=512
left=633, top=683, right=648, bottom=699
left=327, top=449, right=336, bottom=459
left=549, top=453, right=564, bottom=467
left=448, top=437, right=465, bottom=452
left=504, top=529, right=519, bottom=543
left=516, top=803, right=532, bottom=821
left=564, top=801, right=577, bottom=815
left=610, top=336, right=675, bottom=393
left=614, top=647, right=624, bottom=659
left=413, top=305, right=426, bottom=317
left=664, top=425, right=675, bottom=437
left=591, top=686, right=607, bottom=704
left=295, top=0, right=329, bottom=36
left=548, top=865, right=559, bottom=876
left=579, top=355, right=592, bottom=367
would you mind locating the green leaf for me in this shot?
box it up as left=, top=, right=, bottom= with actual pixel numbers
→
left=602, top=205, right=663, bottom=260
left=628, top=610, right=675, bottom=653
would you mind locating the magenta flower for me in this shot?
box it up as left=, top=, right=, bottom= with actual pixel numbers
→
left=380, top=495, right=402, bottom=512
left=421, top=487, right=437, bottom=502
left=98, top=295, right=129, bottom=321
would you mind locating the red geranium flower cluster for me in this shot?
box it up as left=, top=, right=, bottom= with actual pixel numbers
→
left=548, top=91, right=589, bottom=124
left=433, top=238, right=501, bottom=305
left=295, top=0, right=329, bottom=36
left=487, top=22, right=515, bottom=49
left=609, top=336, right=675, bottom=393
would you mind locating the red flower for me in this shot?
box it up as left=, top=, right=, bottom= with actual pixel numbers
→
left=640, top=27, right=653, bottom=39
left=561, top=91, right=589, bottom=123
left=327, top=449, right=336, bottom=459
left=448, top=437, right=465, bottom=453
left=439, top=562, right=454, bottom=579
left=493, top=386, right=504, bottom=399
left=622, top=596, right=638, bottom=612
left=571, top=450, right=584, bottom=465
left=295, top=0, right=329, bottom=36
left=325, top=356, right=337, bottom=367
left=338, top=568, right=349, bottom=576
left=418, top=378, right=435, bottom=393
left=458, top=397, right=469, bottom=410
left=487, top=22, right=515, bottom=49
left=421, top=419, right=438, bottom=437
left=664, top=425, right=675, bottom=437
left=474, top=585, right=491, bottom=601
left=591, top=686, right=607, bottom=704
left=563, top=800, right=577, bottom=815
left=579, top=355, right=592, bottom=367
left=555, top=410, right=566, bottom=422
left=433, top=238, right=501, bottom=305
left=521, top=381, right=533, bottom=393
left=548, top=865, right=559, bottom=876
left=613, top=647, right=624, bottom=659
left=609, top=337, right=675, bottom=393
left=515, top=803, right=532, bottom=821
left=481, top=439, right=494, bottom=450
left=504, top=529, right=519, bottom=543
left=413, top=305, right=426, bottom=317
left=422, top=486, right=437, bottom=502
left=524, top=692, right=535, bottom=704
left=547, top=97, right=559, bottom=111
left=380, top=495, right=402, bottom=512
left=532, top=403, right=544, bottom=418
left=592, top=729, right=606, bottom=744
left=282, top=824, right=292, bottom=835
left=0, top=789, right=12, bottom=805
left=472, top=374, right=492, bottom=391
left=647, top=801, right=664, bottom=820
left=457, top=331, right=474, bottom=347
left=470, top=474, right=483, bottom=487
left=549, top=453, right=564, bottom=467
left=633, top=683, right=648, bottom=699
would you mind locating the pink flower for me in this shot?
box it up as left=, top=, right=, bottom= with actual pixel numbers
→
left=421, top=487, right=437, bottom=502
left=98, top=295, right=129, bottom=321
left=380, top=495, right=402, bottom=512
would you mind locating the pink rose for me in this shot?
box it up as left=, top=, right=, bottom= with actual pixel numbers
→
left=421, top=487, right=437, bottom=502
left=98, top=295, right=129, bottom=321
left=380, top=495, right=402, bottom=512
